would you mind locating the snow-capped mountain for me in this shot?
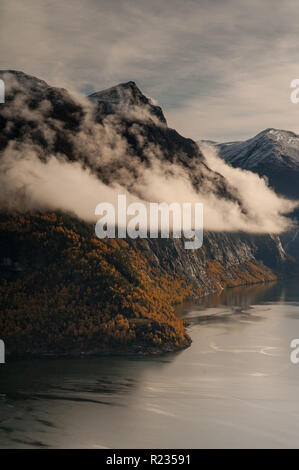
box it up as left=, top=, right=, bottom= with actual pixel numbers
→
left=215, top=128, right=299, bottom=199
left=207, top=128, right=299, bottom=258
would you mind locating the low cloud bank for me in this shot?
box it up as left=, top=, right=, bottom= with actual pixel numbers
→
left=0, top=73, right=296, bottom=234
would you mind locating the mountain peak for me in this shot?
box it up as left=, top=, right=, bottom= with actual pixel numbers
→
left=89, top=81, right=143, bottom=104
left=89, top=81, right=167, bottom=124
left=258, top=128, right=299, bottom=139
left=0, top=69, right=50, bottom=93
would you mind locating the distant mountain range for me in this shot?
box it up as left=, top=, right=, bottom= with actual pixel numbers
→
left=202, top=129, right=299, bottom=258
left=215, top=128, right=299, bottom=200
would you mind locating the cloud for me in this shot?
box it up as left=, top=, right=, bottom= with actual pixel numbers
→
left=1, top=142, right=295, bottom=234
left=1, top=1, right=299, bottom=140
left=198, top=142, right=297, bottom=232
left=168, top=62, right=299, bottom=142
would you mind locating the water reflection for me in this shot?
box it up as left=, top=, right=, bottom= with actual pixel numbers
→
left=177, top=280, right=293, bottom=313
left=1, top=279, right=299, bottom=448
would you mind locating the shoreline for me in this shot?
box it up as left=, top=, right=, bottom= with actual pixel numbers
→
left=4, top=338, right=192, bottom=361
left=4, top=278, right=290, bottom=362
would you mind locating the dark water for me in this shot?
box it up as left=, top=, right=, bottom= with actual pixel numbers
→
left=1, top=280, right=299, bottom=448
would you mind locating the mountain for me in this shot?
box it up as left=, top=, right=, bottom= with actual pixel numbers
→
left=213, top=128, right=299, bottom=259
left=0, top=70, right=238, bottom=203
left=216, top=128, right=299, bottom=199
left=89, top=80, right=167, bottom=124
left=0, top=71, right=295, bottom=356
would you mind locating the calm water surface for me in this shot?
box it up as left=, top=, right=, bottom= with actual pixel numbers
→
left=1, top=280, right=299, bottom=448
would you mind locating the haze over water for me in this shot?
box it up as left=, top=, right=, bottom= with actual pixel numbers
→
left=1, top=280, right=299, bottom=449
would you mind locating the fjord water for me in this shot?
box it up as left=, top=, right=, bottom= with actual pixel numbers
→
left=1, top=280, right=299, bottom=449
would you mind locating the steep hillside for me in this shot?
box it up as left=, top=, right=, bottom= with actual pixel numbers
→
left=0, top=212, right=280, bottom=357
left=0, top=72, right=296, bottom=356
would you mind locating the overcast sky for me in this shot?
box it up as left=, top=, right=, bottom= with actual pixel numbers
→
left=1, top=0, right=299, bottom=141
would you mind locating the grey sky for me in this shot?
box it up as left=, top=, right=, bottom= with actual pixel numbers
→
left=1, top=0, right=299, bottom=141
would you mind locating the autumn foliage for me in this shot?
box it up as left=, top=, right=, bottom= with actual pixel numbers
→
left=0, top=212, right=193, bottom=355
